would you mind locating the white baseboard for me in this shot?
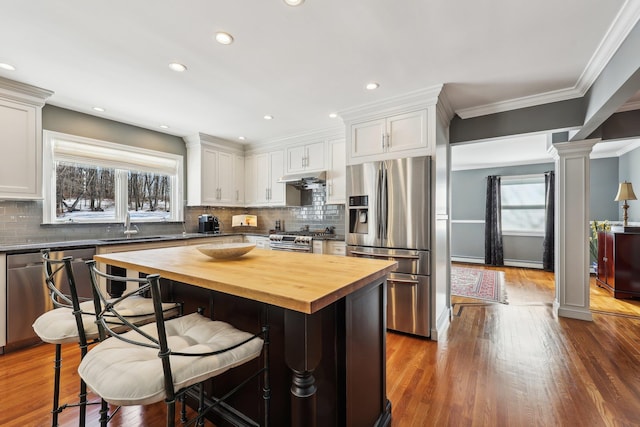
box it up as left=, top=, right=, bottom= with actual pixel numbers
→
left=451, top=256, right=543, bottom=270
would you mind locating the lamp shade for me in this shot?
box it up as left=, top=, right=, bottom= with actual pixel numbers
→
left=614, top=181, right=637, bottom=201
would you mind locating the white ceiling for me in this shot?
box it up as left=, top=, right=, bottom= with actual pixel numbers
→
left=1, top=0, right=637, bottom=144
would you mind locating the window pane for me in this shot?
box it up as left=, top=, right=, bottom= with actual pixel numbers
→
left=56, top=162, right=116, bottom=221
left=500, top=176, right=546, bottom=233
left=127, top=172, right=172, bottom=221
left=502, top=209, right=546, bottom=233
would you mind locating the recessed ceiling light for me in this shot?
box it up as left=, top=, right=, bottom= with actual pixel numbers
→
left=215, top=32, right=234, bottom=45
left=238, top=136, right=246, bottom=141
left=160, top=125, right=169, bottom=129
left=168, top=62, right=187, bottom=72
left=284, top=0, right=305, bottom=5
left=264, top=115, right=274, bottom=120
left=366, top=82, right=380, bottom=90
left=329, top=113, right=338, bottom=118
left=92, top=106, right=105, bottom=112
left=0, top=63, right=16, bottom=71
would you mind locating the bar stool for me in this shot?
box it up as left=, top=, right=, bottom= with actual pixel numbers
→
left=79, top=260, right=271, bottom=427
left=32, top=249, right=181, bottom=427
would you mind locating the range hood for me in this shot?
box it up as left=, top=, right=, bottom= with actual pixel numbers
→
left=278, top=171, right=326, bottom=189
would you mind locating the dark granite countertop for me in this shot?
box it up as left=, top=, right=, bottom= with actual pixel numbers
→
left=0, top=232, right=251, bottom=254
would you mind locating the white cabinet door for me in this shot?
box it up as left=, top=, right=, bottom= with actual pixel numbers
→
left=217, top=151, right=234, bottom=204
left=348, top=109, right=430, bottom=163
left=387, top=110, right=427, bottom=154
left=255, top=153, right=270, bottom=204
left=327, top=138, right=346, bottom=204
left=0, top=99, right=41, bottom=199
left=305, top=141, right=326, bottom=171
left=244, top=155, right=257, bottom=206
left=269, top=150, right=285, bottom=205
left=286, top=145, right=306, bottom=174
left=234, top=154, right=244, bottom=205
left=351, top=118, right=386, bottom=159
left=285, top=141, right=325, bottom=174
left=200, top=148, right=219, bottom=205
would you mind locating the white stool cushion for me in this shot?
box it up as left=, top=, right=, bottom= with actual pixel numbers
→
left=32, top=297, right=180, bottom=344
left=78, top=313, right=264, bottom=406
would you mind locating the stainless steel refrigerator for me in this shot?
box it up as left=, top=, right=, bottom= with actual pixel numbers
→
left=346, top=156, right=431, bottom=337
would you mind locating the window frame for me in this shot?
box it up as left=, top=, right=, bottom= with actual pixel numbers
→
left=500, top=173, right=546, bottom=237
left=43, top=130, right=184, bottom=224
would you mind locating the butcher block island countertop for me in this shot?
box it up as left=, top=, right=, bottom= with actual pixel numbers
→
left=94, top=246, right=397, bottom=314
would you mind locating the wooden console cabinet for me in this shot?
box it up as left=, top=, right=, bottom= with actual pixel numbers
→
left=596, top=230, right=640, bottom=299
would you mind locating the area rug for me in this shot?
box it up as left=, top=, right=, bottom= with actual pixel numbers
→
left=451, top=266, right=508, bottom=304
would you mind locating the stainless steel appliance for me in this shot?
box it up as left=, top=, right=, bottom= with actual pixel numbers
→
left=5, top=247, right=96, bottom=351
left=269, top=233, right=313, bottom=252
left=346, top=156, right=431, bottom=337
left=198, top=214, right=220, bottom=234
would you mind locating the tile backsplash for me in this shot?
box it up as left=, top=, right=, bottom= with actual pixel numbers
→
left=0, top=186, right=344, bottom=245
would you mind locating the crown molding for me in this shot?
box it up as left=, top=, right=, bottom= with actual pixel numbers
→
left=338, top=84, right=443, bottom=123
left=0, top=76, right=53, bottom=106
left=617, top=100, right=640, bottom=113
left=456, top=1, right=640, bottom=119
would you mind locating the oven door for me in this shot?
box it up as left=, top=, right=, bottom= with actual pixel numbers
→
left=270, top=244, right=312, bottom=253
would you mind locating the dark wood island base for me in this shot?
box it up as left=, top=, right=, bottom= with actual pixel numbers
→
left=95, top=246, right=396, bottom=427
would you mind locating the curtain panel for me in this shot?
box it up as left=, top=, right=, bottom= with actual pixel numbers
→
left=543, top=171, right=555, bottom=271
left=484, top=175, right=504, bottom=266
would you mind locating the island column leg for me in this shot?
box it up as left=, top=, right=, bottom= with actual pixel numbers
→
left=284, top=310, right=322, bottom=427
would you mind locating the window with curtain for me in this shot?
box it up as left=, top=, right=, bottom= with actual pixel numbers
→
left=500, top=174, right=546, bottom=235
left=42, top=131, right=183, bottom=224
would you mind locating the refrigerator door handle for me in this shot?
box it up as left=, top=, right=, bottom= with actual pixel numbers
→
left=387, top=278, right=420, bottom=285
left=349, top=250, right=420, bottom=260
left=381, top=163, right=388, bottom=241
left=376, top=165, right=384, bottom=239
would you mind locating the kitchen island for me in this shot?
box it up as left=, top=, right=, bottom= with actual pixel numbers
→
left=94, top=246, right=397, bottom=427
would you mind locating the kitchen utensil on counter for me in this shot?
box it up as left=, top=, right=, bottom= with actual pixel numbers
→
left=198, top=215, right=220, bottom=233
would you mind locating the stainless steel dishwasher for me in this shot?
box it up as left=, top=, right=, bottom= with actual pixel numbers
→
left=6, top=247, right=95, bottom=351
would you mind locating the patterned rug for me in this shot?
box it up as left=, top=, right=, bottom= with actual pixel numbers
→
left=451, top=266, right=508, bottom=304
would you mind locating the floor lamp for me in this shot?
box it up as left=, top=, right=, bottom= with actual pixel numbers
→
left=614, top=181, right=637, bottom=227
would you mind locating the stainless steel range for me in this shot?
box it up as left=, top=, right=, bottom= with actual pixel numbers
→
left=269, top=233, right=313, bottom=252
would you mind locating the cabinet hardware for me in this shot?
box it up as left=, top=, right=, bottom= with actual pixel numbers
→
left=381, top=133, right=385, bottom=149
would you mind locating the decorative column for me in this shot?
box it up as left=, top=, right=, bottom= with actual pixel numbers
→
left=550, top=139, right=599, bottom=321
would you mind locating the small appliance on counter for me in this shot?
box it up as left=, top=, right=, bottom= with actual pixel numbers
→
left=198, top=214, right=220, bottom=234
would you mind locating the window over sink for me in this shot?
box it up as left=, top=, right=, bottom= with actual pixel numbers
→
left=42, top=131, right=183, bottom=224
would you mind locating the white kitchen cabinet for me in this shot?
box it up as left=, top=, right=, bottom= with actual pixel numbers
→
left=244, top=155, right=257, bottom=205
left=244, top=235, right=270, bottom=249
left=185, top=135, right=244, bottom=207
left=349, top=109, right=429, bottom=162
left=249, top=150, right=284, bottom=206
left=326, top=138, right=346, bottom=204
left=312, top=240, right=324, bottom=254
left=0, top=78, right=52, bottom=199
left=285, top=140, right=325, bottom=174
left=326, top=240, right=346, bottom=256
left=234, top=154, right=245, bottom=205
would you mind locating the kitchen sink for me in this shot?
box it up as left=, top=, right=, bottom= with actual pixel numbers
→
left=98, top=235, right=167, bottom=243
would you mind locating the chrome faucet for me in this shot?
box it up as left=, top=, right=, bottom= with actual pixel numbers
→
left=123, top=212, right=138, bottom=238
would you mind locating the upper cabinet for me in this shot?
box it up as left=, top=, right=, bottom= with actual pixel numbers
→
left=341, top=88, right=442, bottom=165
left=350, top=110, right=429, bottom=162
left=246, top=149, right=285, bottom=207
left=0, top=77, right=52, bottom=199
left=285, top=140, right=326, bottom=174
left=185, top=134, right=245, bottom=207
left=326, top=138, right=346, bottom=204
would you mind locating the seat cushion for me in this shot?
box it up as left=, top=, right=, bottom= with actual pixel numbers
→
left=78, top=313, right=264, bottom=406
left=32, top=297, right=180, bottom=344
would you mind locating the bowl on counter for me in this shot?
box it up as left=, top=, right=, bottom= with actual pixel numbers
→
left=197, top=242, right=256, bottom=259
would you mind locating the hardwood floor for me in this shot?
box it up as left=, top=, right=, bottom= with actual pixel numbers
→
left=2, top=266, right=640, bottom=426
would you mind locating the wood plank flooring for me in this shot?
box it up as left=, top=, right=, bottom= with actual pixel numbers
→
left=2, top=265, right=640, bottom=426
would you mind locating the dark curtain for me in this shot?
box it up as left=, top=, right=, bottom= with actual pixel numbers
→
left=543, top=171, right=555, bottom=271
left=484, top=175, right=504, bottom=265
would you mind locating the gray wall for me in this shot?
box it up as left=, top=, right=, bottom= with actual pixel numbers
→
left=618, top=145, right=640, bottom=222
left=451, top=157, right=619, bottom=266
